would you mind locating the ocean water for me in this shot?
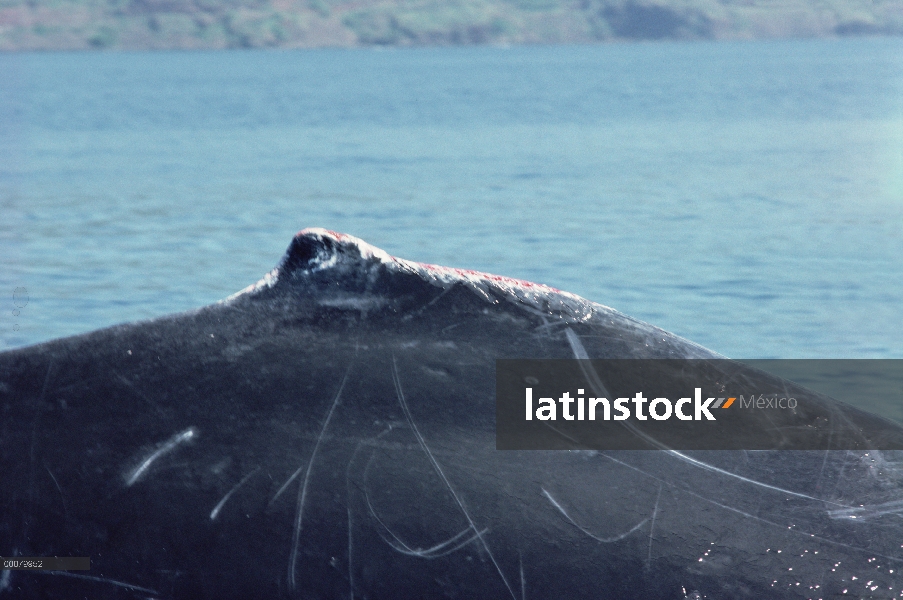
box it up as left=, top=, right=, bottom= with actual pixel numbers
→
left=1, top=38, right=902, bottom=364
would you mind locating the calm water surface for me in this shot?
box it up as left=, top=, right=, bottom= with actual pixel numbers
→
left=1, top=39, right=902, bottom=364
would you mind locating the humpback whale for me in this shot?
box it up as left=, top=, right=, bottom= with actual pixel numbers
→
left=2, top=228, right=902, bottom=599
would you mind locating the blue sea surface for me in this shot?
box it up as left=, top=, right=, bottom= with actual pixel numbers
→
left=1, top=38, right=902, bottom=365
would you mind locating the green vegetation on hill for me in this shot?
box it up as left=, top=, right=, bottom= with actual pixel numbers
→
left=0, top=0, right=901, bottom=50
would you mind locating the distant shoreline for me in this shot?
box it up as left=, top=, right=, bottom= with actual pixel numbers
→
left=1, top=0, right=901, bottom=51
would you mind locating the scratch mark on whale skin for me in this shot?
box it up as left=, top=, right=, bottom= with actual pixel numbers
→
left=664, top=449, right=845, bottom=506
left=542, top=487, right=650, bottom=543
left=519, top=553, right=526, bottom=600
left=125, top=427, right=197, bottom=487
left=44, top=464, right=68, bottom=524
left=347, top=505, right=355, bottom=600
left=32, top=571, right=160, bottom=595
left=647, top=483, right=662, bottom=569
left=828, top=498, right=903, bottom=521
left=287, top=366, right=351, bottom=591
left=363, top=482, right=486, bottom=558
left=392, top=357, right=517, bottom=600
left=210, top=467, right=261, bottom=521
left=598, top=451, right=903, bottom=564
left=565, top=327, right=848, bottom=508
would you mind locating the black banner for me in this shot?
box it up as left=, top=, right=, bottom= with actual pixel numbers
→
left=496, top=359, right=903, bottom=450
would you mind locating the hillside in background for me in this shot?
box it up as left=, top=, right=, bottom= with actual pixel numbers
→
left=0, top=0, right=901, bottom=50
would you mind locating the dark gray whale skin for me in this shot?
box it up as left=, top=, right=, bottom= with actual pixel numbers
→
left=2, top=229, right=903, bottom=599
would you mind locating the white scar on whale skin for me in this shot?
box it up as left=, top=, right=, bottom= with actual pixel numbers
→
left=34, top=571, right=160, bottom=595
left=542, top=488, right=649, bottom=543
left=287, top=368, right=351, bottom=591
left=564, top=328, right=837, bottom=506
left=124, top=427, right=197, bottom=487
left=392, top=357, right=518, bottom=600
left=210, top=467, right=261, bottom=521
